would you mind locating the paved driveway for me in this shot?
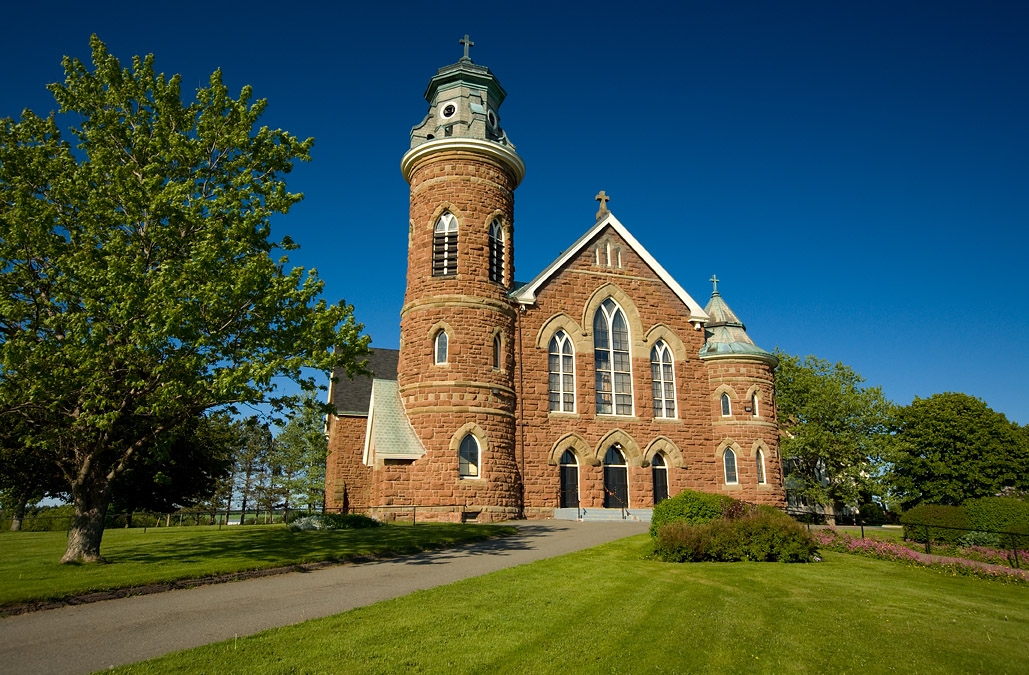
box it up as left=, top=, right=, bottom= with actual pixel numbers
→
left=0, top=520, right=647, bottom=675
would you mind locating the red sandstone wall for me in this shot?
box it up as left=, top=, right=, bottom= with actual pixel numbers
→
left=325, top=415, right=372, bottom=512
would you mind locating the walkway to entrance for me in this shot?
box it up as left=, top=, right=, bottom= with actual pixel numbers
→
left=0, top=520, right=648, bottom=675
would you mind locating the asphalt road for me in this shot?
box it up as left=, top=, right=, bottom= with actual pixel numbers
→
left=0, top=520, right=647, bottom=674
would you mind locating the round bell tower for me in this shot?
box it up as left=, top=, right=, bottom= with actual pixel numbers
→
left=395, top=38, right=525, bottom=521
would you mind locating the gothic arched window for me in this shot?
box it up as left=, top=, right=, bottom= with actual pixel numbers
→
left=548, top=330, right=575, bottom=412
left=459, top=435, right=480, bottom=478
left=650, top=340, right=676, bottom=418
left=752, top=391, right=760, bottom=417
left=756, top=448, right=766, bottom=484
left=493, top=334, right=502, bottom=370
left=720, top=392, right=732, bottom=417
left=723, top=448, right=738, bottom=484
left=488, top=217, right=504, bottom=283
left=433, top=212, right=458, bottom=277
left=434, top=330, right=448, bottom=365
left=594, top=299, right=632, bottom=415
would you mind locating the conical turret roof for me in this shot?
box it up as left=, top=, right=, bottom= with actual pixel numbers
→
left=699, top=278, right=776, bottom=364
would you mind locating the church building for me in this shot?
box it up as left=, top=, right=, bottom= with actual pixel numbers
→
left=325, top=40, right=786, bottom=521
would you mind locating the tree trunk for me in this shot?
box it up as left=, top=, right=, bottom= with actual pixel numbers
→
left=9, top=494, right=28, bottom=531
left=823, top=501, right=837, bottom=528
left=62, top=496, right=110, bottom=563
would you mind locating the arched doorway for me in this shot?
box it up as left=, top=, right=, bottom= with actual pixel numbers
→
left=652, top=453, right=668, bottom=505
left=603, top=446, right=629, bottom=508
left=559, top=450, right=579, bottom=508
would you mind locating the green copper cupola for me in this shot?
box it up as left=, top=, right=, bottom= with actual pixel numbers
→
left=408, top=35, right=515, bottom=150
left=699, top=275, right=777, bottom=365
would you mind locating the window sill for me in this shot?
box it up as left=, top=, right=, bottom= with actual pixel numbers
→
left=654, top=417, right=681, bottom=424
left=595, top=414, right=639, bottom=423
left=721, top=483, right=742, bottom=491
left=548, top=411, right=580, bottom=420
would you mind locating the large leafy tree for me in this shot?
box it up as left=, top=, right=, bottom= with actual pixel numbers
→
left=889, top=393, right=1029, bottom=510
left=775, top=351, right=893, bottom=519
left=0, top=37, right=368, bottom=562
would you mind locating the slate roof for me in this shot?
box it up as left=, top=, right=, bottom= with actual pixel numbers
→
left=363, top=379, right=426, bottom=463
left=328, top=348, right=399, bottom=416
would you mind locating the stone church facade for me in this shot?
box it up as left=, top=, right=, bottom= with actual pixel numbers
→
left=325, top=45, right=786, bottom=522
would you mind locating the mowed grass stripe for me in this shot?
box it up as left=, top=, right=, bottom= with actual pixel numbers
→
left=0, top=523, right=515, bottom=606
left=112, top=535, right=1029, bottom=675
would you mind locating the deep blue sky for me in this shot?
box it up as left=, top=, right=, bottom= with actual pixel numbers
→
left=2, top=1, right=1027, bottom=424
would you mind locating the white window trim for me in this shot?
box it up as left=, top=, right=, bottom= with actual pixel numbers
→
left=489, top=218, right=505, bottom=284
left=594, top=299, right=635, bottom=417
left=433, top=212, right=458, bottom=277
left=549, top=330, right=576, bottom=413
left=650, top=340, right=677, bottom=419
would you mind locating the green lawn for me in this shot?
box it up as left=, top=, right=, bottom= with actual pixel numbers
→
left=112, top=534, right=1029, bottom=675
left=0, top=523, right=514, bottom=607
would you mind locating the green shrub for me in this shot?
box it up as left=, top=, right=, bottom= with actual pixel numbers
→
left=649, top=489, right=735, bottom=536
left=320, top=513, right=382, bottom=530
left=900, top=504, right=971, bottom=544
left=654, top=509, right=816, bottom=562
left=964, top=497, right=1029, bottom=534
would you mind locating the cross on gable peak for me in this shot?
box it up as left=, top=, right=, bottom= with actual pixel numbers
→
left=595, top=190, right=610, bottom=221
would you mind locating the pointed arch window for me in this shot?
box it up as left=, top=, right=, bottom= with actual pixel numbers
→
left=751, top=391, right=760, bottom=417
left=488, top=218, right=504, bottom=284
left=433, top=212, right=458, bottom=277
left=756, top=448, right=766, bottom=484
left=720, top=392, right=732, bottom=417
left=492, top=334, right=502, bottom=370
left=652, top=453, right=669, bottom=504
left=548, top=330, right=575, bottom=412
left=650, top=340, right=676, bottom=418
left=723, top=448, right=738, bottom=484
left=594, top=299, right=633, bottom=415
left=559, top=450, right=579, bottom=508
left=434, top=331, right=448, bottom=365
left=459, top=435, right=480, bottom=478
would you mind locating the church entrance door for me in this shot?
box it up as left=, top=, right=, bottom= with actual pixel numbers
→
left=559, top=450, right=579, bottom=508
left=603, top=446, right=628, bottom=508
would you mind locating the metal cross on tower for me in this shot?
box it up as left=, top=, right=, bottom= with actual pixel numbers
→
left=709, top=274, right=720, bottom=294
left=459, top=34, right=474, bottom=61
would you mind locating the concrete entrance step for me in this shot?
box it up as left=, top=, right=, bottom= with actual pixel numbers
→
left=553, top=508, right=653, bottom=523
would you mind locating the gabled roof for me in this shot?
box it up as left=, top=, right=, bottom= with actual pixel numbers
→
left=327, top=349, right=399, bottom=416
left=363, top=379, right=426, bottom=464
left=509, top=212, right=711, bottom=325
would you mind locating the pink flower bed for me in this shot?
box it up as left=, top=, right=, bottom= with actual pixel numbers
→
left=812, top=528, right=1029, bottom=584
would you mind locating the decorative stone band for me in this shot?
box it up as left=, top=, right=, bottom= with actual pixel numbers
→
left=400, top=294, right=518, bottom=319
left=401, top=138, right=526, bottom=187
left=399, top=380, right=516, bottom=397
left=698, top=351, right=780, bottom=367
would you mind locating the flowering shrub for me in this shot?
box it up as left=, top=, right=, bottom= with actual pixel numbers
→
left=811, top=528, right=1029, bottom=584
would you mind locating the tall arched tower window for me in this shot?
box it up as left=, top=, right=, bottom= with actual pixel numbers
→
left=488, top=217, right=504, bottom=283
left=756, top=448, right=766, bottom=484
left=720, top=392, right=732, bottom=417
left=723, top=448, right=738, bottom=484
left=432, top=212, right=458, bottom=277
left=594, top=299, right=633, bottom=415
left=548, top=330, right=575, bottom=412
left=650, top=340, right=676, bottom=418
left=459, top=435, right=480, bottom=478
left=492, top=334, right=502, bottom=370
left=434, top=331, right=448, bottom=365
left=751, top=391, right=760, bottom=417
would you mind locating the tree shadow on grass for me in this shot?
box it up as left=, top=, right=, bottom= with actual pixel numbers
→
left=101, top=524, right=515, bottom=568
